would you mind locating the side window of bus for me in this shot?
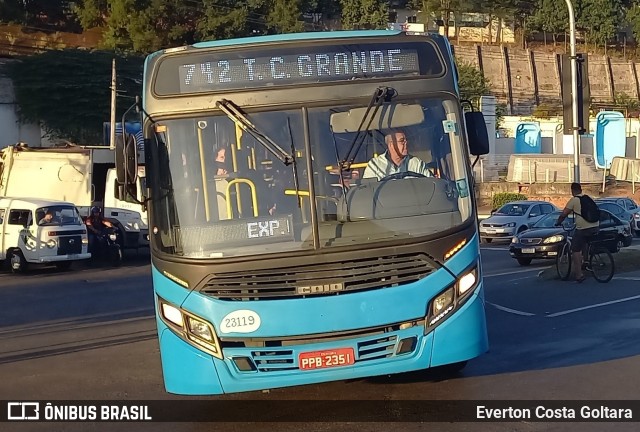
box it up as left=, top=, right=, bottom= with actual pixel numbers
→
left=8, top=209, right=31, bottom=227
left=0, top=208, right=4, bottom=224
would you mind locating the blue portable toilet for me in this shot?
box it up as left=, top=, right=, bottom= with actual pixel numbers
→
left=514, top=122, right=541, bottom=154
left=594, top=111, right=626, bottom=169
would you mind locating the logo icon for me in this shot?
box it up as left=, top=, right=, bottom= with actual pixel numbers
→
left=7, top=402, right=40, bottom=420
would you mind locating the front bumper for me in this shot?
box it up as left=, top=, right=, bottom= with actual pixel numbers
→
left=38, top=252, right=92, bottom=263
left=479, top=227, right=515, bottom=240
left=509, top=242, right=563, bottom=260
left=157, top=285, right=488, bottom=395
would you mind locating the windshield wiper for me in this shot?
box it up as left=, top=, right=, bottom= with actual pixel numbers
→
left=286, top=117, right=301, bottom=208
left=339, top=86, right=397, bottom=172
left=216, top=99, right=293, bottom=166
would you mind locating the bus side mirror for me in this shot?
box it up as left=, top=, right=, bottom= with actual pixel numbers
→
left=115, top=134, right=126, bottom=185
left=115, top=133, right=138, bottom=184
left=115, top=133, right=139, bottom=203
left=465, top=111, right=490, bottom=156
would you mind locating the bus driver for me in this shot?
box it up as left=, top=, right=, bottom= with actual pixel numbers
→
left=362, top=130, right=432, bottom=180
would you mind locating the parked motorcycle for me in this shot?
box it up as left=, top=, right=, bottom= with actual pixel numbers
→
left=90, top=226, right=122, bottom=266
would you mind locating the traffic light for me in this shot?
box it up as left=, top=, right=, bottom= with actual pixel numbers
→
left=561, top=53, right=590, bottom=135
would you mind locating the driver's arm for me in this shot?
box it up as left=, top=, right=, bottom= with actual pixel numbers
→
left=409, top=158, right=433, bottom=177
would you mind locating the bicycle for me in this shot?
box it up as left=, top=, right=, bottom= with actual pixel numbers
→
left=555, top=224, right=615, bottom=283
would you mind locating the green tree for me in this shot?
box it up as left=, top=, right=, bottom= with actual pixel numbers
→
left=195, top=0, right=254, bottom=41
left=265, top=0, right=305, bottom=33
left=577, top=0, right=623, bottom=49
left=0, top=0, right=24, bottom=24
left=627, top=1, right=640, bottom=43
left=528, top=0, right=569, bottom=45
left=456, top=59, right=490, bottom=103
left=340, top=0, right=388, bottom=30
left=5, top=49, right=144, bottom=144
left=73, top=0, right=108, bottom=29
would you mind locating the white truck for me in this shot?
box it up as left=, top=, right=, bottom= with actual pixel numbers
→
left=0, top=144, right=149, bottom=250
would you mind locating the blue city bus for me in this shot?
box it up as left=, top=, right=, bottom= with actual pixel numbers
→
left=117, top=30, right=490, bottom=395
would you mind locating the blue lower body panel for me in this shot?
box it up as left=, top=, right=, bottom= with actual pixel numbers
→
left=158, top=285, right=487, bottom=395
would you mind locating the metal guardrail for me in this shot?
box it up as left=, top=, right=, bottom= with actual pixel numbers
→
left=473, top=154, right=603, bottom=184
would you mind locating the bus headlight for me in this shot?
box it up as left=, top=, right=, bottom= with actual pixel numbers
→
left=432, top=288, right=454, bottom=315
left=161, top=303, right=183, bottom=328
left=187, top=316, right=213, bottom=341
left=158, top=299, right=222, bottom=359
left=426, top=266, right=479, bottom=330
left=458, top=268, right=478, bottom=296
left=46, top=239, right=57, bottom=248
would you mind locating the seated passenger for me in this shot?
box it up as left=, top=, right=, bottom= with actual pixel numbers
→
left=362, top=130, right=432, bottom=180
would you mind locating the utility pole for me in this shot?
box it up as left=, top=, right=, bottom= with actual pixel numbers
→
left=109, top=58, right=117, bottom=150
left=565, top=0, right=580, bottom=183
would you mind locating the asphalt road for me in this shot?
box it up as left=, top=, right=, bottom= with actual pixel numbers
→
left=1, top=244, right=640, bottom=432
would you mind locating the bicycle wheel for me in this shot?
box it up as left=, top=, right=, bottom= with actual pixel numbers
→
left=556, top=242, right=572, bottom=280
left=589, top=248, right=615, bottom=283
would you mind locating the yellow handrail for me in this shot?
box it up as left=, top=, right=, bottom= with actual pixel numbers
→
left=226, top=178, right=258, bottom=218
left=324, top=162, right=368, bottom=171
left=196, top=127, right=211, bottom=222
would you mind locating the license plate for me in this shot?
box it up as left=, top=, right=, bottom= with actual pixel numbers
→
left=485, top=229, right=496, bottom=234
left=522, top=248, right=535, bottom=254
left=299, top=348, right=355, bottom=370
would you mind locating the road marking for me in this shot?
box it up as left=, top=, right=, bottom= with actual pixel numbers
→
left=613, top=277, right=640, bottom=281
left=486, top=302, right=536, bottom=316
left=546, top=294, right=640, bottom=318
left=485, top=267, right=550, bottom=278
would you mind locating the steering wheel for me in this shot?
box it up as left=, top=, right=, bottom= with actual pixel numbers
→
left=379, top=171, right=427, bottom=181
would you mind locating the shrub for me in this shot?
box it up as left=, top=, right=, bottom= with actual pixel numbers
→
left=491, top=192, right=528, bottom=210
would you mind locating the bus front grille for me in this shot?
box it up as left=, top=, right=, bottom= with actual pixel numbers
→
left=199, top=253, right=436, bottom=300
left=235, top=331, right=415, bottom=374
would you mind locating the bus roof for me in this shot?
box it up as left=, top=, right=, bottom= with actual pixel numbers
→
left=148, top=30, right=447, bottom=60
left=192, top=30, right=403, bottom=49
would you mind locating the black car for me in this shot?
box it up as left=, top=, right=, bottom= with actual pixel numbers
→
left=509, top=210, right=632, bottom=266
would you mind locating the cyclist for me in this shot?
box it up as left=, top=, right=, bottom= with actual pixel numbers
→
left=555, top=182, right=600, bottom=283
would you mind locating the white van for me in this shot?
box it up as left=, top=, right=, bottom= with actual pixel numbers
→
left=0, top=197, right=91, bottom=272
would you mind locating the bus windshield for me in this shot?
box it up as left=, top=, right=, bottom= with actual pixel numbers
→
left=151, top=96, right=472, bottom=258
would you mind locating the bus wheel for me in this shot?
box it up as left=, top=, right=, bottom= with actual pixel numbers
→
left=55, top=261, right=72, bottom=271
left=9, top=250, right=27, bottom=273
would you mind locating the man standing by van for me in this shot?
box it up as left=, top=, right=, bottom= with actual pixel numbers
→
left=556, top=183, right=600, bottom=283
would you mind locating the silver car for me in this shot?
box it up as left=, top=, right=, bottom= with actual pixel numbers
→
left=480, top=200, right=559, bottom=243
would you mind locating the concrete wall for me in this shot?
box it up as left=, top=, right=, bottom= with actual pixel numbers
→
left=453, top=45, right=640, bottom=115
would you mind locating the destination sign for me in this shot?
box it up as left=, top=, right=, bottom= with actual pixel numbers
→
left=153, top=41, right=444, bottom=95
left=180, top=215, right=295, bottom=254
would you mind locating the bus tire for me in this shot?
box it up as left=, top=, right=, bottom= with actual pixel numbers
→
left=9, top=249, right=27, bottom=274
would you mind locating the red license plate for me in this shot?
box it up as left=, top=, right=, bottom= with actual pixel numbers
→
left=299, top=348, right=355, bottom=370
